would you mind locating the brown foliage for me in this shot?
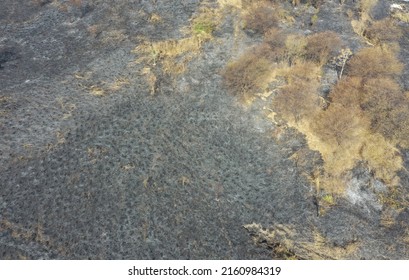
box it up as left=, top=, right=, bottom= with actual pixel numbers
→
left=311, top=105, right=370, bottom=147
left=279, top=60, right=321, bottom=84
left=243, top=1, right=279, bottom=35
left=222, top=50, right=272, bottom=96
left=363, top=19, right=403, bottom=45
left=387, top=104, right=409, bottom=147
left=264, top=28, right=287, bottom=49
left=346, top=47, right=404, bottom=78
left=330, top=76, right=407, bottom=144
left=273, top=79, right=320, bottom=123
left=273, top=60, right=321, bottom=122
left=305, top=31, right=342, bottom=64
left=329, top=77, right=364, bottom=109
left=263, top=28, right=288, bottom=62
left=361, top=79, right=409, bottom=145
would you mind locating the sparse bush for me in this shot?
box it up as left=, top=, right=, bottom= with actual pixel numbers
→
left=363, top=19, right=402, bottom=45
left=243, top=1, right=279, bottom=35
left=305, top=31, right=342, bottom=64
left=330, top=76, right=408, bottom=145
left=346, top=47, right=404, bottom=78
left=222, top=50, right=272, bottom=96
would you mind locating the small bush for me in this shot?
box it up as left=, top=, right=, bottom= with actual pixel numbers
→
left=284, top=34, right=307, bottom=64
left=222, top=50, right=272, bottom=96
left=263, top=28, right=288, bottom=62
left=273, top=60, right=321, bottom=123
left=361, top=78, right=401, bottom=111
left=346, top=47, right=404, bottom=78
left=386, top=104, right=409, bottom=147
left=363, top=19, right=402, bottom=45
left=273, top=79, right=320, bottom=123
left=311, top=104, right=370, bottom=147
left=360, top=79, right=409, bottom=146
left=305, top=31, right=342, bottom=64
left=278, top=60, right=321, bottom=84
left=243, top=1, right=279, bottom=35
left=361, top=134, right=402, bottom=184
left=329, top=77, right=364, bottom=109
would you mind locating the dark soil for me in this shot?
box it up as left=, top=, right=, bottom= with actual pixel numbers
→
left=1, top=0, right=409, bottom=259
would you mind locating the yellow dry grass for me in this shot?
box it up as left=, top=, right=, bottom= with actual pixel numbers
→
left=218, top=0, right=242, bottom=10
left=244, top=223, right=359, bottom=259
left=359, top=0, right=378, bottom=21
left=108, top=77, right=130, bottom=91
left=134, top=29, right=205, bottom=75
left=133, top=1, right=229, bottom=75
left=289, top=112, right=403, bottom=193
left=392, top=11, right=409, bottom=23
left=148, top=13, right=162, bottom=24
left=361, top=134, right=402, bottom=184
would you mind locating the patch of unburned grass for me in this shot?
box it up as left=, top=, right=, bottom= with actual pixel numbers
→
left=134, top=2, right=226, bottom=75
left=244, top=223, right=359, bottom=259
left=392, top=10, right=409, bottom=23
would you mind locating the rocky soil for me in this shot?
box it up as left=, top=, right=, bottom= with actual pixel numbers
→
left=1, top=0, right=409, bottom=259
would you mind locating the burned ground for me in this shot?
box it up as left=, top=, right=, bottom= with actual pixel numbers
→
left=1, top=0, right=409, bottom=259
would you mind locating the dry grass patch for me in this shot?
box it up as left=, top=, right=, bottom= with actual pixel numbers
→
left=392, top=10, right=409, bottom=23
left=361, top=134, right=402, bottom=184
left=134, top=2, right=225, bottom=75
left=276, top=60, right=321, bottom=84
left=134, top=37, right=203, bottom=75
left=359, top=0, right=378, bottom=20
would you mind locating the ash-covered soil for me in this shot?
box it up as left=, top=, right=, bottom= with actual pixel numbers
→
left=1, top=0, right=409, bottom=259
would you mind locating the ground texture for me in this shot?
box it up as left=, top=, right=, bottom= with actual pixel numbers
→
left=1, top=0, right=409, bottom=259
